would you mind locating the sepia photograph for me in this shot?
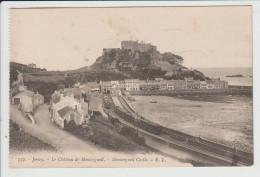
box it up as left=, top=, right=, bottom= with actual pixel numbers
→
left=5, top=4, right=254, bottom=169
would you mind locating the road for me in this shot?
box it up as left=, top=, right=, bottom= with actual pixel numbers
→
left=10, top=104, right=100, bottom=153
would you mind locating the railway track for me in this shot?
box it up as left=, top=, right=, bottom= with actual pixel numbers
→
left=105, top=107, right=249, bottom=166
left=116, top=95, right=253, bottom=166
left=162, top=129, right=253, bottom=166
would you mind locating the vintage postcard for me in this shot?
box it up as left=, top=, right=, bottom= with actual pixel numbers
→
left=1, top=2, right=258, bottom=173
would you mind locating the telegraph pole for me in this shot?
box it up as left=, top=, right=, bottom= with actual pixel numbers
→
left=136, top=111, right=139, bottom=135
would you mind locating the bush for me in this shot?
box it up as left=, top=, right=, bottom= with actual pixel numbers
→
left=120, top=126, right=136, bottom=138
left=64, top=120, right=77, bottom=132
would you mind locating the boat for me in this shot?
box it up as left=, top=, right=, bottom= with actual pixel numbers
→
left=150, top=99, right=157, bottom=103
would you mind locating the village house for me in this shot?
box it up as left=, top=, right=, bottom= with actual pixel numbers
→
left=51, top=91, right=84, bottom=115
left=12, top=90, right=44, bottom=113
left=100, top=81, right=112, bottom=93
left=79, top=84, right=90, bottom=94
left=100, top=80, right=122, bottom=95
left=147, top=79, right=161, bottom=90
left=206, top=80, right=214, bottom=89
left=200, top=81, right=208, bottom=89
left=212, top=78, right=222, bottom=89
left=185, top=77, right=194, bottom=89
left=53, top=106, right=83, bottom=129
left=220, top=80, right=228, bottom=89
left=110, top=81, right=121, bottom=95
left=78, top=84, right=96, bottom=103
left=166, top=80, right=175, bottom=90
left=50, top=88, right=88, bottom=128
left=158, top=79, right=168, bottom=90
left=174, top=80, right=187, bottom=90
left=87, top=82, right=100, bottom=93
left=139, top=80, right=148, bottom=90
left=118, top=80, right=126, bottom=91
left=212, top=78, right=228, bottom=90
left=193, top=80, right=201, bottom=89
left=125, top=79, right=140, bottom=91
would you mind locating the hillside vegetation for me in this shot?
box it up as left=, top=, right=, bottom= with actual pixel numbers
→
left=10, top=62, right=46, bottom=85
left=90, top=48, right=209, bottom=80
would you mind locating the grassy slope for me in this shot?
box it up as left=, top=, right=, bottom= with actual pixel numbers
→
left=67, top=115, right=149, bottom=153
left=9, top=121, right=56, bottom=152
left=90, top=116, right=148, bottom=152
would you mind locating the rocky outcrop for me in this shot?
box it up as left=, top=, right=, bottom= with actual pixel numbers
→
left=92, top=48, right=183, bottom=71
left=90, top=47, right=209, bottom=80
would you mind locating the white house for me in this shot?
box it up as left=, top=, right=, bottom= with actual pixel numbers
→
left=51, top=89, right=87, bottom=128
left=53, top=106, right=83, bottom=129
left=12, top=90, right=44, bottom=113
left=200, top=81, right=208, bottom=89
left=166, top=80, right=175, bottom=90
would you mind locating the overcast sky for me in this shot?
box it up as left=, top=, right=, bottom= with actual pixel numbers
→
left=10, top=6, right=252, bottom=71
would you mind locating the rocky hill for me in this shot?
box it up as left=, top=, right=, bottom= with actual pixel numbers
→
left=90, top=47, right=209, bottom=80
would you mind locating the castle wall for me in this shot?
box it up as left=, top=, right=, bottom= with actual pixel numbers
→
left=121, top=40, right=156, bottom=52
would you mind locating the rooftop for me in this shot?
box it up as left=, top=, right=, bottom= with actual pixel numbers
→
left=14, top=90, right=34, bottom=98
left=58, top=106, right=80, bottom=118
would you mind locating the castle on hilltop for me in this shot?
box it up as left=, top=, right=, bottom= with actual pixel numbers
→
left=102, top=40, right=157, bottom=56
left=121, top=40, right=157, bottom=53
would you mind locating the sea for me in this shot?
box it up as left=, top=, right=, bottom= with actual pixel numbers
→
left=196, top=67, right=253, bottom=86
